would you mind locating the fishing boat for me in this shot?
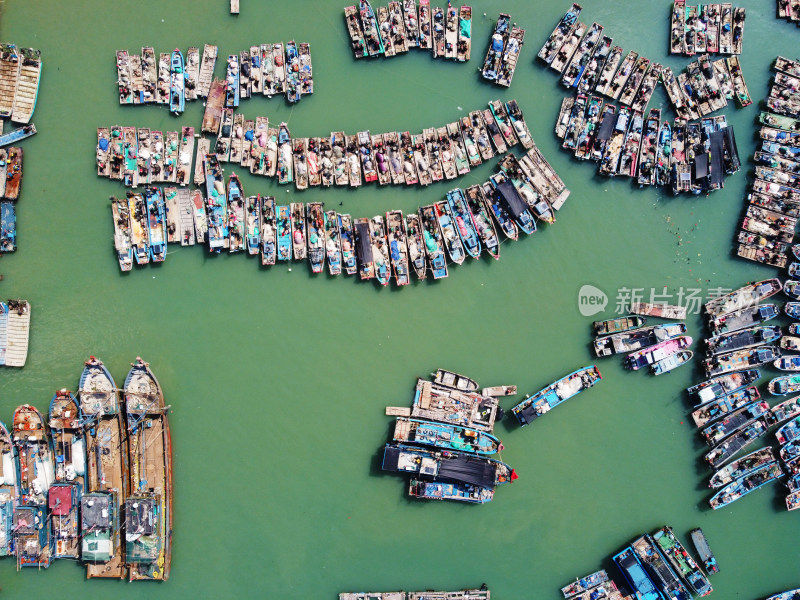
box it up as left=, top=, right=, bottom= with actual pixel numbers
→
left=651, top=350, right=693, bottom=375
left=275, top=204, right=292, bottom=261
left=48, top=390, right=86, bottom=560
left=115, top=49, right=133, bottom=104
left=631, top=534, right=692, bottom=600
left=238, top=49, right=251, bottom=101
left=593, top=44, right=623, bottom=97
left=617, top=110, right=644, bottom=177
left=706, top=326, right=782, bottom=355
left=636, top=108, right=660, bottom=186
left=442, top=4, right=458, bottom=59
left=400, top=132, right=419, bottom=185
left=446, top=188, right=481, bottom=259
left=384, top=132, right=406, bottom=184
left=561, top=22, right=603, bottom=89
left=404, top=212, right=426, bottom=280
left=306, top=202, right=326, bottom=274
left=469, top=111, right=495, bottom=161
left=688, top=529, right=719, bottom=575
left=345, top=5, right=368, bottom=58
left=464, top=185, right=500, bottom=259
left=423, top=128, right=444, bottom=182
left=709, top=461, right=784, bottom=509
left=378, top=6, right=397, bottom=56
left=777, top=415, right=800, bottom=445
left=256, top=196, right=277, bottom=265
left=346, top=134, right=363, bottom=187
left=496, top=24, right=524, bottom=87
left=435, top=127, right=457, bottom=180
left=767, top=590, right=800, bottom=600
left=360, top=0, right=385, bottom=57
left=392, top=418, right=500, bottom=454
left=124, top=358, right=172, bottom=581
left=0, top=123, right=34, bottom=151
left=776, top=355, right=800, bottom=371
left=419, top=205, right=448, bottom=279
left=576, top=35, right=612, bottom=96
left=356, top=131, right=377, bottom=183
left=169, top=49, right=185, bottom=115
left=291, top=138, right=309, bottom=190
left=371, top=134, right=391, bottom=185
left=0, top=201, right=14, bottom=252
left=488, top=101, right=518, bottom=149
left=318, top=136, right=335, bottom=186
left=587, top=102, right=616, bottom=162
left=0, top=418, right=17, bottom=556
left=770, top=374, right=800, bottom=395
left=203, top=153, right=229, bottom=253
left=704, top=345, right=780, bottom=376
left=182, top=46, right=199, bottom=101
left=709, top=304, right=779, bottom=335
left=323, top=210, right=342, bottom=276
left=612, top=547, right=662, bottom=600
left=243, top=195, right=261, bottom=256
left=702, top=401, right=771, bottom=445
left=709, top=446, right=776, bottom=488
left=403, top=0, right=420, bottom=48
left=189, top=189, right=208, bottom=246
left=481, top=181, right=518, bottom=241
left=434, top=200, right=465, bottom=265
left=456, top=5, right=471, bottom=61
left=561, top=570, right=610, bottom=599
left=538, top=3, right=582, bottom=64
left=144, top=187, right=167, bottom=262
left=339, top=214, right=358, bottom=275
left=652, top=527, right=713, bottom=596
left=512, top=366, right=601, bottom=426
left=10, top=48, right=41, bottom=124
left=127, top=193, right=150, bottom=264
left=354, top=217, right=374, bottom=280
left=111, top=198, right=133, bottom=272
left=418, top=0, right=432, bottom=49
left=597, top=106, right=631, bottom=176
left=195, top=44, right=217, bottom=99
left=369, top=216, right=391, bottom=286
left=705, top=279, right=783, bottom=317
left=12, top=404, right=54, bottom=508
left=653, top=120, right=672, bottom=187
left=550, top=20, right=586, bottom=74
left=290, top=203, right=306, bottom=261
left=277, top=123, right=293, bottom=185
left=593, top=316, right=645, bottom=336
left=489, top=171, right=535, bottom=234
left=705, top=417, right=769, bottom=468
left=691, top=386, right=761, bottom=428
left=767, top=395, right=800, bottom=427
left=670, top=1, right=686, bottom=53
left=408, top=478, right=494, bottom=503
left=595, top=323, right=687, bottom=358
left=224, top=54, right=239, bottom=108
left=626, top=336, right=693, bottom=371
left=386, top=210, right=409, bottom=286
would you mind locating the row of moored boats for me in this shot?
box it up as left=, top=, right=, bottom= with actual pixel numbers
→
left=0, top=146, right=23, bottom=253
left=670, top=2, right=745, bottom=56
left=0, top=43, right=42, bottom=124
left=480, top=12, right=524, bottom=87
left=0, top=357, right=172, bottom=578
left=736, top=56, right=800, bottom=269
left=109, top=143, right=569, bottom=281
left=345, top=0, right=472, bottom=61
left=340, top=589, right=489, bottom=600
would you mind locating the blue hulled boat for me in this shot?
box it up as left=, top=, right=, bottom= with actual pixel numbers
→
left=709, top=461, right=784, bottom=509
left=145, top=187, right=167, bottom=262
left=391, top=418, right=501, bottom=454
left=203, top=154, right=228, bottom=253
left=769, top=374, right=800, bottom=395
left=709, top=446, right=776, bottom=488
left=481, top=181, right=518, bottom=241
left=224, top=54, right=239, bottom=108
left=307, top=202, right=326, bottom=274
left=276, top=205, right=292, bottom=261
left=786, top=302, right=800, bottom=320
left=446, top=188, right=481, bottom=259
left=690, top=386, right=761, bottom=428
left=631, top=534, right=692, bottom=600
left=227, top=173, right=245, bottom=253
left=652, top=527, right=713, bottom=596
left=0, top=419, right=18, bottom=557
left=0, top=201, right=16, bottom=252
left=338, top=213, right=357, bottom=274
left=489, top=172, right=536, bottom=234
left=169, top=49, right=185, bottom=115
left=704, top=416, right=770, bottom=468
left=419, top=204, right=448, bottom=279
left=767, top=589, right=800, bottom=600
left=777, top=415, right=800, bottom=445
left=613, top=546, right=664, bottom=600
left=408, top=478, right=494, bottom=503
left=512, top=366, right=602, bottom=426
left=434, top=200, right=465, bottom=265
left=0, top=123, right=36, bottom=148
left=245, top=195, right=261, bottom=255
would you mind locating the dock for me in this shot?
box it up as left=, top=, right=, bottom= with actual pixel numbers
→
left=385, top=406, right=411, bottom=417
left=197, top=44, right=218, bottom=98
left=4, top=299, right=30, bottom=367
left=630, top=302, right=688, bottom=320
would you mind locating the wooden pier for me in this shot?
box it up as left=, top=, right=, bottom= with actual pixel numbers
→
left=4, top=300, right=30, bottom=367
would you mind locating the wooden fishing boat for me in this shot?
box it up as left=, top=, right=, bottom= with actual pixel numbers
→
left=718, top=3, right=734, bottom=53
left=223, top=174, right=244, bottom=253
left=96, top=127, right=112, bottom=178
left=184, top=46, right=199, bottom=101
left=418, top=0, right=432, bottom=49
left=464, top=185, right=499, bottom=259
left=345, top=5, right=368, bottom=58
left=496, top=24, right=524, bottom=87
left=115, top=49, right=133, bottom=105
left=446, top=188, right=481, bottom=259
left=481, top=180, right=518, bottom=241
left=595, top=323, right=686, bottom=357
left=670, top=0, right=686, bottom=54
left=469, top=111, right=494, bottom=161
left=574, top=96, right=603, bottom=160
left=193, top=138, right=210, bottom=186
left=636, top=108, right=660, bottom=186
left=323, top=210, right=342, bottom=275
left=434, top=200, right=466, bottom=265
left=710, top=461, right=783, bottom=509
left=258, top=196, right=277, bottom=265
left=377, top=6, right=397, bottom=57
left=651, top=527, right=713, bottom=596
left=176, top=126, right=195, bottom=186
left=702, top=400, right=771, bottom=445
left=731, top=7, right=745, bottom=54
left=597, top=106, right=630, bottom=176
left=304, top=137, right=321, bottom=187
left=687, top=370, right=760, bottom=406
left=120, top=127, right=138, bottom=188
left=481, top=108, right=508, bottom=154
left=662, top=66, right=691, bottom=120
left=562, top=94, right=587, bottom=151
left=392, top=418, right=500, bottom=454
left=403, top=0, right=420, bottom=48
left=593, top=315, right=645, bottom=337
left=10, top=48, right=41, bottom=124
left=431, top=6, right=446, bottom=58
left=306, top=202, right=326, bottom=273
left=576, top=35, right=612, bottom=96
left=127, top=193, right=149, bottom=264
left=135, top=128, right=152, bottom=185
left=275, top=204, right=292, bottom=261
left=124, top=358, right=172, bottom=581
left=368, top=216, right=391, bottom=285
left=263, top=124, right=278, bottom=178
left=155, top=52, right=170, bottom=104
left=550, top=21, right=586, bottom=74
left=48, top=390, right=85, bottom=560
left=277, top=123, right=293, bottom=184
left=767, top=394, right=800, bottom=428
left=0, top=45, right=20, bottom=118
left=488, top=100, right=519, bottom=150
left=385, top=210, right=410, bottom=286
left=247, top=46, right=262, bottom=96
left=338, top=213, right=358, bottom=275
left=422, top=128, right=444, bottom=182
left=605, top=50, right=637, bottom=101
left=239, top=49, right=251, bottom=101
left=353, top=217, right=375, bottom=280
left=456, top=116, right=481, bottom=168
left=522, top=143, right=570, bottom=209
left=111, top=198, right=133, bottom=272
left=707, top=325, right=782, bottom=356
left=593, top=45, right=623, bottom=97
left=388, top=3, right=409, bottom=53
left=684, top=4, right=698, bottom=54
left=590, top=102, right=619, bottom=164
left=709, top=446, right=776, bottom=489
left=0, top=123, right=35, bottom=150
left=169, top=49, right=185, bottom=115
left=490, top=171, right=535, bottom=234
left=197, top=44, right=218, bottom=98
left=616, top=110, right=643, bottom=177
left=370, top=134, right=391, bottom=185
left=203, top=153, right=229, bottom=252
left=692, top=386, right=761, bottom=429
left=340, top=134, right=360, bottom=187
left=704, top=345, right=780, bottom=377
left=538, top=3, right=582, bottom=64
left=137, top=47, right=153, bottom=104
left=653, top=119, right=672, bottom=187
left=696, top=5, right=709, bottom=53
left=411, top=133, right=432, bottom=185
left=419, top=205, right=448, bottom=279
left=443, top=4, right=458, bottom=59
left=381, top=132, right=403, bottom=185
left=707, top=4, right=721, bottom=53
left=360, top=0, right=385, bottom=57
left=144, top=187, right=167, bottom=262
left=705, top=279, right=783, bottom=317
left=0, top=417, right=18, bottom=556
left=561, top=22, right=603, bottom=89
left=262, top=43, right=284, bottom=96
left=456, top=5, right=471, bottom=61
left=318, top=136, right=335, bottom=186
left=618, top=56, right=650, bottom=107
left=162, top=130, right=179, bottom=183
left=355, top=131, right=376, bottom=184
left=229, top=113, right=244, bottom=165
left=434, top=127, right=457, bottom=180
left=214, top=108, right=233, bottom=162
left=290, top=202, right=307, bottom=260
left=331, top=131, right=349, bottom=186
left=499, top=154, right=555, bottom=223
left=554, top=97, right=575, bottom=140
left=726, top=56, right=751, bottom=107
left=292, top=137, right=309, bottom=191
left=404, top=212, right=427, bottom=280
left=630, top=63, right=661, bottom=114
left=201, top=78, right=225, bottom=134
left=512, top=366, right=602, bottom=426
left=224, top=54, right=240, bottom=108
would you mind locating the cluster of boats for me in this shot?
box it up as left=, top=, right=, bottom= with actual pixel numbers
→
left=563, top=527, right=717, bottom=600
left=777, top=0, right=800, bottom=24
left=736, top=57, right=800, bottom=270
left=0, top=145, right=23, bottom=253
left=110, top=142, right=569, bottom=282
left=480, top=13, right=524, bottom=87
left=684, top=279, right=800, bottom=510
left=344, top=1, right=472, bottom=61
left=0, top=357, right=172, bottom=578
left=0, top=299, right=31, bottom=367
left=591, top=313, right=692, bottom=375
left=0, top=43, right=42, bottom=124
left=670, top=2, right=745, bottom=56
left=196, top=99, right=542, bottom=192
left=382, top=370, right=513, bottom=503
left=665, top=54, right=752, bottom=118
left=340, top=589, right=489, bottom=600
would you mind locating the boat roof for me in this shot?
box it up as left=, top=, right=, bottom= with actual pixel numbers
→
left=596, top=109, right=616, bottom=141
left=710, top=131, right=725, bottom=185
left=48, top=485, right=74, bottom=516
left=81, top=493, right=112, bottom=529
left=355, top=221, right=372, bottom=262
left=495, top=181, right=528, bottom=219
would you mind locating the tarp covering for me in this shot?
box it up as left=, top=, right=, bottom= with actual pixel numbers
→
left=495, top=181, right=528, bottom=219
left=125, top=497, right=155, bottom=536
left=710, top=131, right=725, bottom=185
left=81, top=494, right=111, bottom=529
left=354, top=222, right=372, bottom=263
left=596, top=109, right=617, bottom=141
left=723, top=127, right=741, bottom=172
left=694, top=153, right=709, bottom=179
left=437, top=454, right=498, bottom=488
left=48, top=485, right=73, bottom=516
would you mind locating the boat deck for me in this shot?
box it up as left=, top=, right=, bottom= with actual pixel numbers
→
left=10, top=50, right=40, bottom=124
left=176, top=188, right=195, bottom=245
left=0, top=48, right=20, bottom=118
left=197, top=45, right=218, bottom=98
left=630, top=301, right=687, bottom=320
left=4, top=300, right=30, bottom=367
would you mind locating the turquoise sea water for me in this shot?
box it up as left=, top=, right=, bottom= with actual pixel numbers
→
left=1, top=0, right=799, bottom=597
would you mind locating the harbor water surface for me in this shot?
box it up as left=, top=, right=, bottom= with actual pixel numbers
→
left=1, top=0, right=799, bottom=597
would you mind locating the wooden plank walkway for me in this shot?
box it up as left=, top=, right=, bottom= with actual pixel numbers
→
left=4, top=300, right=30, bottom=367
left=196, top=44, right=218, bottom=98
left=176, top=188, right=196, bottom=246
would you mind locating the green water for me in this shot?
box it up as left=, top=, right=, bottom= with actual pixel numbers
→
left=0, top=0, right=799, bottom=597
